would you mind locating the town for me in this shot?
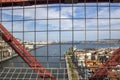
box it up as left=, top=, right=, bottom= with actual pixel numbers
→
left=66, top=46, right=120, bottom=80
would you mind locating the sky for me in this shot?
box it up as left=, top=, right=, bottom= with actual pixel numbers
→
left=0, top=3, right=120, bottom=42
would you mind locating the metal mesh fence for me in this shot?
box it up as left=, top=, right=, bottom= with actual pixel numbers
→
left=0, top=0, right=120, bottom=80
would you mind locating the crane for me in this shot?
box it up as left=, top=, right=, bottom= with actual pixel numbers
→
left=0, top=24, right=55, bottom=80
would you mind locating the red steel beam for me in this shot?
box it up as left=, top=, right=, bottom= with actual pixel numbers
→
left=0, top=0, right=28, bottom=2
left=89, top=48, right=120, bottom=80
left=0, top=0, right=119, bottom=7
left=0, top=24, right=55, bottom=80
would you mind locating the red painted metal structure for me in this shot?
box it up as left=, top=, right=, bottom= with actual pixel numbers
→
left=0, top=24, right=55, bottom=80
left=89, top=48, right=120, bottom=80
left=0, top=0, right=120, bottom=7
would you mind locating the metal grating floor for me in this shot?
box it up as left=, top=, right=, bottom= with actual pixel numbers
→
left=0, top=67, right=68, bottom=80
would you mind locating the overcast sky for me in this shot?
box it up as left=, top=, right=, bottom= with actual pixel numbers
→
left=1, top=3, right=120, bottom=42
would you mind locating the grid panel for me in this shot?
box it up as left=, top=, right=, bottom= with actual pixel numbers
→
left=0, top=67, right=68, bottom=80
left=0, top=0, right=120, bottom=80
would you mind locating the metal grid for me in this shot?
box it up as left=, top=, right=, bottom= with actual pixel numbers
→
left=0, top=67, right=68, bottom=80
left=0, top=0, right=120, bottom=80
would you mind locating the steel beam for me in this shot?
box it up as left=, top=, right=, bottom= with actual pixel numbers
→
left=0, top=0, right=119, bottom=7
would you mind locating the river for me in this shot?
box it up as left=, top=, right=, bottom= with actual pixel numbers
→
left=0, top=43, right=120, bottom=79
left=1, top=43, right=120, bottom=68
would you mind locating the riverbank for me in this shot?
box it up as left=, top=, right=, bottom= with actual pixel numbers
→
left=65, top=47, right=78, bottom=80
left=0, top=54, right=18, bottom=63
left=0, top=46, right=39, bottom=63
left=65, top=55, right=79, bottom=80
